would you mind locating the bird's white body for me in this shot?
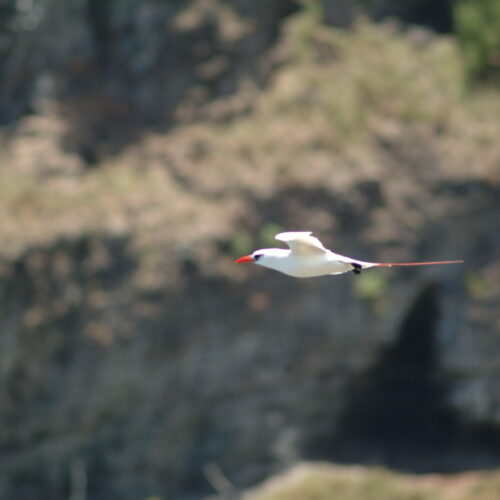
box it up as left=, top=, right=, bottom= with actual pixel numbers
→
left=235, top=231, right=463, bottom=278
left=250, top=247, right=375, bottom=277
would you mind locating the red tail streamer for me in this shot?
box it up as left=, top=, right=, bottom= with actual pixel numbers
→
left=376, top=260, right=464, bottom=267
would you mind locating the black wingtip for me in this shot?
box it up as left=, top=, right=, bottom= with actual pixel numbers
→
left=352, top=263, right=362, bottom=275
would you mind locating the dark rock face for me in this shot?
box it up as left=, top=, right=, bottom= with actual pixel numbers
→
left=308, top=282, right=500, bottom=472
left=322, top=0, right=454, bottom=32
left=1, top=2, right=500, bottom=500
left=0, top=0, right=453, bottom=157
left=340, top=283, right=454, bottom=451
left=0, top=177, right=498, bottom=499
left=0, top=0, right=297, bottom=162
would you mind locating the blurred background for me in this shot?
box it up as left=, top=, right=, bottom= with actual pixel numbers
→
left=0, top=0, right=499, bottom=499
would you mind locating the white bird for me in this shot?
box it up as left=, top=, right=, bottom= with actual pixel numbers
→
left=235, top=231, right=463, bottom=278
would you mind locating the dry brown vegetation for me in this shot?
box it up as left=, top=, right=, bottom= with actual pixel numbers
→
left=243, top=463, right=500, bottom=500
left=2, top=13, right=499, bottom=263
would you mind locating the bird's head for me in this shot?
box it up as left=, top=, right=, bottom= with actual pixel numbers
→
left=234, top=251, right=262, bottom=264
left=235, top=248, right=289, bottom=268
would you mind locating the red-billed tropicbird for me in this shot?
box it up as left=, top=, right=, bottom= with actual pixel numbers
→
left=235, top=232, right=463, bottom=278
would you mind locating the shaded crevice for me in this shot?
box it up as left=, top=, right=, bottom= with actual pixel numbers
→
left=303, top=282, right=500, bottom=471
left=337, top=282, right=455, bottom=449
left=86, top=0, right=112, bottom=67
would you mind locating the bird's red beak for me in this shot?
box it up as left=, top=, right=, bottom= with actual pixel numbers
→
left=235, top=255, right=254, bottom=264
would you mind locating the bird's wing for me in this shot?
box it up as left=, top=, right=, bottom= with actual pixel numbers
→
left=275, top=232, right=329, bottom=255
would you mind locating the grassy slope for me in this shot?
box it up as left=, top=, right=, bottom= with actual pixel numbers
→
left=243, top=463, right=500, bottom=500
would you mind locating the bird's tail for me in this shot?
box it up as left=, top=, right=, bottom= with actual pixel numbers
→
left=374, top=260, right=464, bottom=267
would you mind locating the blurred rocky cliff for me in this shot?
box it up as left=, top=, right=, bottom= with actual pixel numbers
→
left=0, top=1, right=499, bottom=499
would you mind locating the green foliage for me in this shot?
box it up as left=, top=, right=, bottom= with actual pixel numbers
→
left=260, top=223, right=284, bottom=247
left=464, top=271, right=491, bottom=299
left=229, top=229, right=254, bottom=258
left=353, top=272, right=388, bottom=314
left=454, top=0, right=500, bottom=80
left=290, top=0, right=324, bottom=60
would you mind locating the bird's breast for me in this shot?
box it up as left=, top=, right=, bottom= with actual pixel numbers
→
left=276, top=255, right=352, bottom=277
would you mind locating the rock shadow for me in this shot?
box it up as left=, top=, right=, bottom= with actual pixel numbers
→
left=303, top=282, right=500, bottom=472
